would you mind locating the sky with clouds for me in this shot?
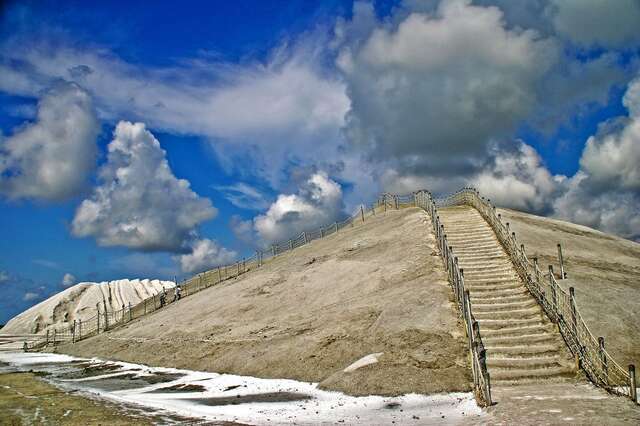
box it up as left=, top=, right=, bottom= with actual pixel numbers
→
left=1, top=0, right=639, bottom=323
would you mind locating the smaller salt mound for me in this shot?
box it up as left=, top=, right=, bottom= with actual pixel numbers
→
left=1, top=279, right=175, bottom=334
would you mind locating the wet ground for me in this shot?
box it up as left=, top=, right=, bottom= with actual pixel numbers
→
left=0, top=352, right=482, bottom=425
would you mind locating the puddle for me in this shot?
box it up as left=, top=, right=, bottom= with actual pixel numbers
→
left=0, top=352, right=484, bottom=425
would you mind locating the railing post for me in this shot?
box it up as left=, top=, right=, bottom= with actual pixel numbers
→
left=46, top=329, right=49, bottom=345
left=96, top=303, right=101, bottom=332
left=257, top=251, right=262, bottom=267
left=103, top=300, right=109, bottom=330
left=548, top=265, right=557, bottom=318
left=78, top=319, right=82, bottom=339
left=303, top=232, right=307, bottom=244
left=218, top=266, right=222, bottom=282
left=569, top=287, right=578, bottom=338
left=237, top=261, right=241, bottom=275
left=53, top=329, right=56, bottom=346
left=371, top=203, right=376, bottom=216
left=394, top=196, right=399, bottom=209
left=271, top=245, right=276, bottom=257
left=72, top=320, right=76, bottom=343
left=144, top=297, right=147, bottom=314
left=128, top=302, right=132, bottom=321
left=557, top=243, right=566, bottom=279
left=360, top=205, right=365, bottom=222
left=598, top=337, right=608, bottom=385
left=629, top=365, right=637, bottom=404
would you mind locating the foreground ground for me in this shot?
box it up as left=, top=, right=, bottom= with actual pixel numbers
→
left=499, top=208, right=640, bottom=369
left=60, top=208, right=470, bottom=396
left=0, top=371, right=161, bottom=425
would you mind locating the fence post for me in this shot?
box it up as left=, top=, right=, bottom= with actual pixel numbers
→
left=548, top=265, right=557, bottom=317
left=394, top=196, right=399, bottom=209
left=569, top=287, right=578, bottom=337
left=371, top=203, right=376, bottom=215
left=320, top=228, right=324, bottom=238
left=557, top=243, right=566, bottom=279
left=72, top=320, right=76, bottom=343
left=598, top=337, right=608, bottom=384
left=53, top=329, right=56, bottom=346
left=360, top=205, right=365, bottom=222
left=237, top=261, right=240, bottom=276
left=78, top=319, right=82, bottom=339
left=46, top=329, right=49, bottom=345
left=218, top=266, right=222, bottom=282
left=96, top=303, right=101, bottom=332
left=303, top=232, right=307, bottom=244
left=288, top=240, right=293, bottom=250
left=128, top=302, right=132, bottom=321
left=257, top=251, right=262, bottom=267
left=103, top=300, right=109, bottom=330
left=629, top=365, right=637, bottom=404
left=144, top=297, right=147, bottom=314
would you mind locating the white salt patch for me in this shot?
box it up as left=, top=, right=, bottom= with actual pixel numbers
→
left=343, top=352, right=383, bottom=372
left=0, top=352, right=485, bottom=425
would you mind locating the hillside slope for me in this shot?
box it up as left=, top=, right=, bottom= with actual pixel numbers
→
left=60, top=208, right=471, bottom=396
left=498, top=208, right=640, bottom=370
left=2, top=279, right=175, bottom=335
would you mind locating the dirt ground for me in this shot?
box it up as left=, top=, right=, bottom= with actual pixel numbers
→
left=498, top=208, right=640, bottom=371
left=0, top=371, right=154, bottom=425
left=60, top=208, right=471, bottom=396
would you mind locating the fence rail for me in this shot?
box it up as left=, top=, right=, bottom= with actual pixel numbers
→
left=434, top=187, right=638, bottom=405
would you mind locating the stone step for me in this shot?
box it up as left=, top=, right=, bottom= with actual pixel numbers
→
left=477, top=317, right=549, bottom=331
left=465, top=276, right=517, bottom=285
left=479, top=323, right=556, bottom=338
left=487, top=355, right=564, bottom=370
left=466, top=282, right=524, bottom=292
left=473, top=307, right=543, bottom=321
left=459, top=263, right=513, bottom=272
left=489, top=365, right=576, bottom=382
left=470, top=292, right=530, bottom=303
left=485, top=343, right=562, bottom=358
left=483, top=332, right=558, bottom=347
left=472, top=299, right=538, bottom=313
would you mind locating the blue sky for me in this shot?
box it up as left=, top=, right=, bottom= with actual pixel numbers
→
left=1, top=0, right=640, bottom=323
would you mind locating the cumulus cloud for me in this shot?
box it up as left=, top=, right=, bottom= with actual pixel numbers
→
left=0, top=81, right=99, bottom=201
left=552, top=74, right=640, bottom=240
left=337, top=0, right=558, bottom=182
left=0, top=270, right=8, bottom=283
left=230, top=215, right=255, bottom=245
left=72, top=121, right=216, bottom=252
left=548, top=0, right=640, bottom=48
left=61, top=273, right=76, bottom=287
left=254, top=172, right=344, bottom=245
left=473, top=142, right=561, bottom=214
left=176, top=238, right=237, bottom=274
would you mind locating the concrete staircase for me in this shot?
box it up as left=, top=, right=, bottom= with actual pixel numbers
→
left=439, top=205, right=577, bottom=385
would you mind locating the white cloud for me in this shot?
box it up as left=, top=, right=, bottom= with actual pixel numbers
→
left=61, top=273, right=76, bottom=287
left=72, top=121, right=216, bottom=252
left=579, top=77, right=640, bottom=190
left=0, top=271, right=8, bottom=283
left=473, top=142, right=561, bottom=214
left=0, top=38, right=349, bottom=188
left=254, top=172, right=344, bottom=245
left=548, top=0, right=640, bottom=47
left=215, top=182, right=270, bottom=210
left=176, top=238, right=237, bottom=274
left=23, top=292, right=39, bottom=301
left=0, top=81, right=99, bottom=201
left=552, top=74, right=640, bottom=240
left=335, top=0, right=558, bottom=195
left=230, top=215, right=255, bottom=245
